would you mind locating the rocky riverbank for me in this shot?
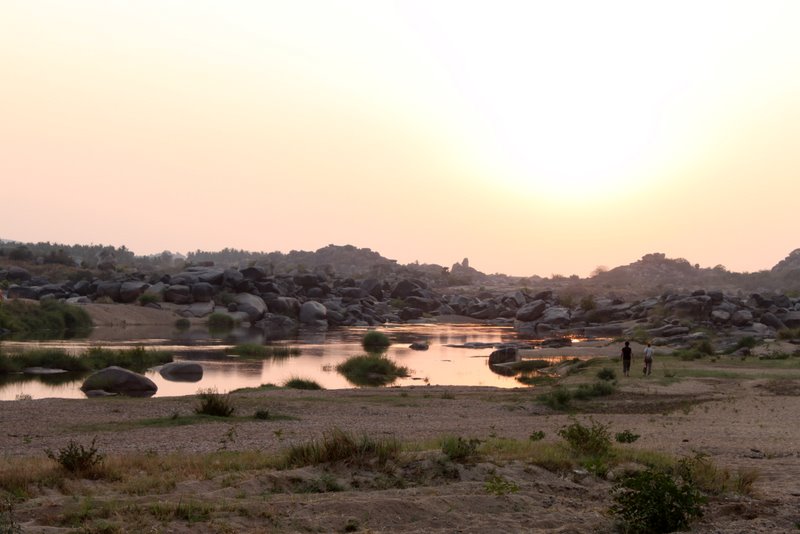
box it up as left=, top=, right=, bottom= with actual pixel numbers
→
left=3, top=262, right=800, bottom=350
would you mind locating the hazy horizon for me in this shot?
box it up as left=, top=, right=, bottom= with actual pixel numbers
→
left=2, top=1, right=799, bottom=277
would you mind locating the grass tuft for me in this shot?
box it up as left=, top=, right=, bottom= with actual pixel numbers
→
left=194, top=389, right=235, bottom=417
left=283, top=428, right=400, bottom=468
left=336, top=354, right=409, bottom=386
left=283, top=377, right=323, bottom=390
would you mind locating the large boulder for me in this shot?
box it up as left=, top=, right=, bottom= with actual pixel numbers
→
left=234, top=293, right=267, bottom=322
left=240, top=266, right=267, bottom=282
left=196, top=269, right=225, bottom=285
left=731, top=310, right=754, bottom=327
left=267, top=296, right=301, bottom=317
left=515, top=300, right=547, bottom=322
left=782, top=311, right=800, bottom=328
left=360, top=278, right=384, bottom=300
left=164, top=284, right=192, bottom=305
left=95, top=281, right=122, bottom=301
left=391, top=279, right=422, bottom=299
left=119, top=281, right=149, bottom=303
left=760, top=312, right=786, bottom=330
left=191, top=282, right=215, bottom=303
left=489, top=347, right=518, bottom=365
left=159, top=362, right=203, bottom=382
left=6, top=266, right=32, bottom=282
left=81, top=366, right=157, bottom=397
left=6, top=285, right=38, bottom=299
left=299, top=300, right=327, bottom=328
left=254, top=313, right=300, bottom=339
left=539, top=306, right=571, bottom=328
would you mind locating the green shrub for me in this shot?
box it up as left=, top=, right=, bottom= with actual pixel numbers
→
left=557, top=419, right=611, bottom=458
left=694, top=339, right=715, bottom=356
left=0, top=299, right=92, bottom=339
left=579, top=294, right=596, bottom=311
left=254, top=409, right=270, bottom=420
left=597, top=367, right=616, bottom=381
left=195, top=389, right=235, bottom=417
left=361, top=331, right=391, bottom=351
left=538, top=386, right=572, bottom=410
left=778, top=327, right=800, bottom=340
left=45, top=437, right=104, bottom=474
left=336, top=354, right=409, bottom=386
left=0, top=495, right=22, bottom=534
left=207, top=313, right=235, bottom=331
left=284, top=377, right=323, bottom=390
left=615, top=430, right=641, bottom=443
left=174, top=318, right=191, bottom=330
left=83, top=346, right=172, bottom=373
left=572, top=381, right=615, bottom=400
left=0, top=346, right=171, bottom=375
left=484, top=474, right=520, bottom=495
left=440, top=435, right=480, bottom=462
left=609, top=468, right=705, bottom=533
left=529, top=431, right=545, bottom=441
left=284, top=428, right=400, bottom=467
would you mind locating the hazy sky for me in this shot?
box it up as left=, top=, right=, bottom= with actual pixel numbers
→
left=1, top=1, right=799, bottom=276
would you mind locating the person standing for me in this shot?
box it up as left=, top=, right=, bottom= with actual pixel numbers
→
left=643, top=343, right=654, bottom=376
left=621, top=341, right=633, bottom=377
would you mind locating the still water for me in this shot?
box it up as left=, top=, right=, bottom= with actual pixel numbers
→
left=0, top=323, right=581, bottom=400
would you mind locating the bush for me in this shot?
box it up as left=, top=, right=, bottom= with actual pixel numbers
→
left=45, top=437, right=104, bottom=474
left=557, top=419, right=611, bottom=458
left=336, top=354, right=409, bottom=386
left=254, top=409, right=270, bottom=420
left=529, top=431, right=545, bottom=441
left=0, top=299, right=92, bottom=339
left=615, top=430, right=641, bottom=444
left=195, top=389, right=235, bottom=417
left=440, top=435, right=480, bottom=462
left=484, top=474, right=520, bottom=495
left=694, top=339, right=715, bottom=356
left=0, top=346, right=171, bottom=375
left=207, top=313, right=236, bottom=331
left=284, top=377, right=323, bottom=390
left=362, top=331, right=391, bottom=351
left=597, top=368, right=616, bottom=381
left=174, top=318, right=191, bottom=330
left=572, top=381, right=615, bottom=400
left=609, top=468, right=705, bottom=533
left=538, top=386, right=573, bottom=410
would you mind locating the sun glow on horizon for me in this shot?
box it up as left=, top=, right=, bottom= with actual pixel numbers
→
left=1, top=1, right=800, bottom=276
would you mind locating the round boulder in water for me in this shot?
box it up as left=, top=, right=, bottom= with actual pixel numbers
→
left=159, top=362, right=203, bottom=382
left=81, top=366, right=157, bottom=397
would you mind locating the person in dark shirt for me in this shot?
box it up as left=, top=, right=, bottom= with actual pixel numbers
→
left=621, top=341, right=633, bottom=377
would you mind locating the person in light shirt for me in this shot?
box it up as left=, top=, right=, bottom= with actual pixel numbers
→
left=643, top=343, right=654, bottom=376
